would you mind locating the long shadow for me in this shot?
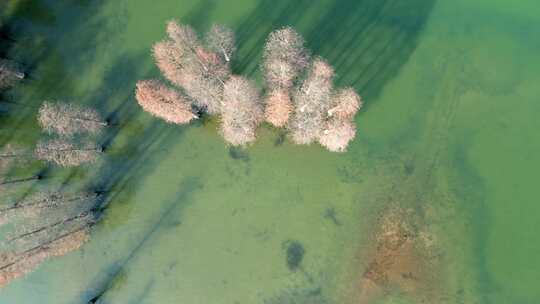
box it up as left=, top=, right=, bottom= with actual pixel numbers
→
left=232, top=0, right=436, bottom=110
left=82, top=177, right=203, bottom=304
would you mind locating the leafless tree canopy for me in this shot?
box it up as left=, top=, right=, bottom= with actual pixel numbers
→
left=37, top=102, right=107, bottom=137
left=328, top=88, right=362, bottom=120
left=135, top=79, right=197, bottom=124
left=0, top=191, right=100, bottom=287
left=264, top=89, right=293, bottom=128
left=289, top=58, right=335, bottom=145
left=152, top=20, right=233, bottom=115
left=205, top=24, right=236, bottom=63
left=0, top=59, right=24, bottom=90
left=34, top=138, right=102, bottom=167
left=0, top=228, right=88, bottom=287
left=318, top=119, right=356, bottom=152
left=221, top=76, right=263, bottom=146
left=142, top=23, right=363, bottom=152
left=263, top=27, right=309, bottom=89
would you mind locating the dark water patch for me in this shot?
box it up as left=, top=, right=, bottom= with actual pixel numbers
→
left=450, top=137, right=495, bottom=304
left=273, top=131, right=287, bottom=147
left=283, top=240, right=305, bottom=272
left=228, top=146, right=250, bottom=162
left=336, top=165, right=363, bottom=184
left=323, top=207, right=341, bottom=226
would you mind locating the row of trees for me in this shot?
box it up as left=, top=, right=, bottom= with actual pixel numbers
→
left=135, top=22, right=363, bottom=152
left=0, top=19, right=106, bottom=287
left=1, top=102, right=107, bottom=169
left=36, top=102, right=107, bottom=166
left=1, top=100, right=109, bottom=286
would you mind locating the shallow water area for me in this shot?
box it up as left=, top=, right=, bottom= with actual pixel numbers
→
left=0, top=0, right=539, bottom=303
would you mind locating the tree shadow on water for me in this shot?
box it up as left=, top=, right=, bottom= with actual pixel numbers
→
left=233, top=0, right=437, bottom=109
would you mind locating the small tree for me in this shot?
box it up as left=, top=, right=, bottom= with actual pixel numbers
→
left=34, top=138, right=102, bottom=167
left=327, top=88, right=362, bottom=120
left=135, top=79, right=198, bottom=124
left=262, top=27, right=309, bottom=127
left=221, top=76, right=263, bottom=146
left=289, top=58, right=334, bottom=145
left=0, top=59, right=24, bottom=90
left=37, top=102, right=107, bottom=137
left=205, top=24, right=236, bottom=63
left=264, top=89, right=293, bottom=128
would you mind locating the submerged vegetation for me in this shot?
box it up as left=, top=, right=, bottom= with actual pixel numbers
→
left=136, top=21, right=363, bottom=152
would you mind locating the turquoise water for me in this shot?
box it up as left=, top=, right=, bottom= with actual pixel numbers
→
left=1, top=0, right=539, bottom=303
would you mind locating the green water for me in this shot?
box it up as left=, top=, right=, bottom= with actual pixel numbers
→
left=1, top=0, right=539, bottom=303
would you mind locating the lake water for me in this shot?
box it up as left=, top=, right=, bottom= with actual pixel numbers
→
left=1, top=0, right=539, bottom=303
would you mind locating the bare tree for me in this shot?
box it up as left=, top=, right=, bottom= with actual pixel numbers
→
left=0, top=190, right=102, bottom=287
left=135, top=80, right=197, bottom=124
left=205, top=24, right=236, bottom=63
left=153, top=21, right=232, bottom=115
left=317, top=88, right=361, bottom=152
left=328, top=88, right=362, bottom=120
left=0, top=59, right=24, bottom=90
left=289, top=58, right=334, bottom=145
left=0, top=227, right=89, bottom=287
left=318, top=119, right=356, bottom=152
left=221, top=76, right=263, bottom=146
left=262, top=27, right=309, bottom=127
left=34, top=138, right=102, bottom=167
left=263, top=27, right=309, bottom=89
left=264, top=89, right=293, bottom=128
left=37, top=102, right=107, bottom=137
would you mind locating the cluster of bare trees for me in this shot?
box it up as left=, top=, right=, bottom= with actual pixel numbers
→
left=36, top=101, right=107, bottom=166
left=0, top=102, right=108, bottom=286
left=263, top=28, right=362, bottom=152
left=136, top=22, right=363, bottom=152
left=0, top=190, right=103, bottom=286
left=136, top=21, right=266, bottom=145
